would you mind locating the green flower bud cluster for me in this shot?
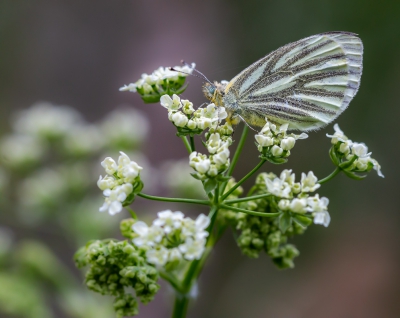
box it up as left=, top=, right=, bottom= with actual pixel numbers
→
left=222, top=173, right=307, bottom=269
left=74, top=239, right=160, bottom=317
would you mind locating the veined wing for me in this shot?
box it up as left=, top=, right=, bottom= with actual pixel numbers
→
left=224, top=32, right=363, bottom=131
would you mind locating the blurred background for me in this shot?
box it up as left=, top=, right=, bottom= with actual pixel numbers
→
left=0, top=0, right=399, bottom=317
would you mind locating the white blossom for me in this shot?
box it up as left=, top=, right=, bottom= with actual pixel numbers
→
left=97, top=175, right=117, bottom=191
left=271, top=145, right=283, bottom=157
left=351, top=142, right=371, bottom=158
left=265, top=177, right=291, bottom=198
left=326, top=123, right=348, bottom=144
left=132, top=221, right=163, bottom=247
left=101, top=157, right=118, bottom=175
left=301, top=171, right=320, bottom=193
left=280, top=137, right=296, bottom=150
left=153, top=210, right=184, bottom=234
left=160, top=94, right=182, bottom=111
left=179, top=238, right=206, bottom=261
left=255, top=134, right=274, bottom=147
left=313, top=211, right=331, bottom=227
left=290, top=198, right=308, bottom=213
left=171, top=112, right=189, bottom=127
left=146, top=247, right=169, bottom=266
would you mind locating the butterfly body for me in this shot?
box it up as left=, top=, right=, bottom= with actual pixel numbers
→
left=203, top=32, right=363, bottom=131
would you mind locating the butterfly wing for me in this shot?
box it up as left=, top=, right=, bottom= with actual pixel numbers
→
left=224, top=32, right=363, bottom=131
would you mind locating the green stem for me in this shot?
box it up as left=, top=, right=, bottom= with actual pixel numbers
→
left=219, top=204, right=279, bottom=217
left=125, top=206, right=138, bottom=219
left=318, top=167, right=341, bottom=184
left=221, top=160, right=266, bottom=201
left=181, top=136, right=192, bottom=154
left=137, top=193, right=210, bottom=206
left=227, top=126, right=248, bottom=177
left=189, top=136, right=196, bottom=152
left=160, top=271, right=182, bottom=293
left=220, top=126, right=249, bottom=195
left=172, top=292, right=189, bottom=318
left=224, top=193, right=272, bottom=204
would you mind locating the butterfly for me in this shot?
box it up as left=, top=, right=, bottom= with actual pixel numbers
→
left=201, top=32, right=363, bottom=131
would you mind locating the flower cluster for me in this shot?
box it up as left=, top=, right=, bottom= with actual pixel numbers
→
left=264, top=170, right=330, bottom=227
left=119, top=64, right=195, bottom=103
left=327, top=124, right=384, bottom=178
left=255, top=120, right=308, bottom=164
left=219, top=174, right=304, bottom=268
left=160, top=94, right=228, bottom=136
left=74, top=240, right=160, bottom=318
left=189, top=129, right=232, bottom=181
left=98, top=152, right=143, bottom=215
left=131, top=210, right=210, bottom=269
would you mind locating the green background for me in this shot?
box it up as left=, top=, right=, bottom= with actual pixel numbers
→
left=0, top=0, right=399, bottom=317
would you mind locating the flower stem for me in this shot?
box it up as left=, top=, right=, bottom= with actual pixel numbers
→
left=125, top=206, right=138, bottom=219
left=137, top=193, right=210, bottom=206
left=221, top=159, right=266, bottom=201
left=227, top=126, right=249, bottom=177
left=181, top=136, right=192, bottom=154
left=219, top=204, right=279, bottom=217
left=224, top=193, right=272, bottom=204
left=190, top=136, right=196, bottom=152
left=172, top=292, right=190, bottom=318
left=318, top=167, right=341, bottom=184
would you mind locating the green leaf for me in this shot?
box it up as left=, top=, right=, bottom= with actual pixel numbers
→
left=293, top=214, right=313, bottom=227
left=190, top=173, right=200, bottom=180
left=339, top=155, right=358, bottom=169
left=203, top=178, right=218, bottom=194
left=216, top=175, right=231, bottom=182
left=329, top=146, right=340, bottom=166
left=279, top=212, right=292, bottom=233
left=343, top=171, right=367, bottom=180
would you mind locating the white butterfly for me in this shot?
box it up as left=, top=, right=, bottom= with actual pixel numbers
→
left=202, top=32, right=363, bottom=131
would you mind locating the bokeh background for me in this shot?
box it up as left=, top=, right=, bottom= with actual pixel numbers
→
left=1, top=0, right=399, bottom=317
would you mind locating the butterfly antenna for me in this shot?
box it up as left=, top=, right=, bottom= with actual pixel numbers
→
left=181, top=60, right=213, bottom=85
left=169, top=67, right=213, bottom=85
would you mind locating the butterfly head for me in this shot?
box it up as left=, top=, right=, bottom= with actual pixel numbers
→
left=202, top=81, right=226, bottom=106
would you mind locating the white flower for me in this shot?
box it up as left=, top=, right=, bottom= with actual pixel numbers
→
left=280, top=169, right=295, bottom=185
left=119, top=161, right=143, bottom=183
left=189, top=152, right=211, bottom=174
left=179, top=238, right=206, bottom=261
left=171, top=111, right=189, bottom=127
left=168, top=248, right=183, bottom=263
left=181, top=214, right=210, bottom=240
left=265, top=177, right=291, bottom=198
left=326, top=123, right=348, bottom=144
left=278, top=199, right=290, bottom=211
left=290, top=198, right=308, bottom=213
left=351, top=142, right=371, bottom=158
left=271, top=145, right=283, bottom=157
left=182, top=100, right=195, bottom=115
left=339, top=140, right=352, bottom=154
left=153, top=210, right=184, bottom=234
left=187, top=120, right=197, bottom=130
left=207, top=133, right=222, bottom=154
left=97, top=175, right=117, bottom=191
left=146, top=247, right=169, bottom=266
left=280, top=137, right=296, bottom=150
left=371, top=158, right=384, bottom=178
left=255, top=134, right=274, bottom=147
left=119, top=83, right=137, bottom=92
left=104, top=183, right=133, bottom=202
left=101, top=157, right=118, bottom=175
left=313, top=211, right=331, bottom=227
left=99, top=199, right=122, bottom=215
left=307, top=195, right=329, bottom=212
left=301, top=171, right=320, bottom=193
left=213, top=147, right=230, bottom=167
left=132, top=222, right=163, bottom=247
left=160, top=94, right=181, bottom=111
